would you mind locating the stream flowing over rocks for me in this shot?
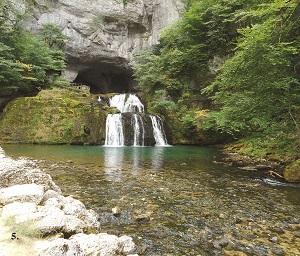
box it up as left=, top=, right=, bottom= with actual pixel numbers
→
left=0, top=146, right=138, bottom=256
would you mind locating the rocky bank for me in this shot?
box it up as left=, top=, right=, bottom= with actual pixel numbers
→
left=0, top=146, right=138, bottom=256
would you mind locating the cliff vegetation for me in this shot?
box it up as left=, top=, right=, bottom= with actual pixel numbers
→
left=133, top=0, right=300, bottom=166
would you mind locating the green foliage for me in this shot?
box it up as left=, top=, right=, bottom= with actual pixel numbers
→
left=133, top=0, right=249, bottom=143
left=0, top=42, right=22, bottom=83
left=133, top=0, right=247, bottom=102
left=39, top=23, right=69, bottom=49
left=0, top=4, right=67, bottom=96
left=134, top=0, right=300, bottom=152
left=148, top=89, right=177, bottom=114
left=180, top=112, right=197, bottom=138
left=204, top=0, right=300, bottom=138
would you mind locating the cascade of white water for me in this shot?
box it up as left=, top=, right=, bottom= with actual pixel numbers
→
left=105, top=114, right=124, bottom=146
left=105, top=93, right=168, bottom=146
left=133, top=114, right=145, bottom=146
left=150, top=115, right=168, bottom=146
left=109, top=94, right=144, bottom=113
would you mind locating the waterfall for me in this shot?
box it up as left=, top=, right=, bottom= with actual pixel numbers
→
left=104, top=94, right=169, bottom=146
left=109, top=94, right=144, bottom=113
left=150, top=115, right=168, bottom=146
left=133, top=114, right=145, bottom=146
left=105, top=114, right=124, bottom=146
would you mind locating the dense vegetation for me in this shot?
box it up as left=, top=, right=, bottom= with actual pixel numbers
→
left=0, top=0, right=68, bottom=98
left=134, top=0, right=300, bottom=161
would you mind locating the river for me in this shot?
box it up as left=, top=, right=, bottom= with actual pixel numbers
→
left=3, top=144, right=300, bottom=255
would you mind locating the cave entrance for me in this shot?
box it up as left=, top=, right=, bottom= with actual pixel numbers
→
left=73, top=63, right=136, bottom=94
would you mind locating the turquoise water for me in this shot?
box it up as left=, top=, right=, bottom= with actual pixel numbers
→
left=3, top=144, right=300, bottom=255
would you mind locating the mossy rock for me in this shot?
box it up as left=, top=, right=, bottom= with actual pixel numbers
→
left=284, top=159, right=300, bottom=182
left=0, top=88, right=107, bottom=145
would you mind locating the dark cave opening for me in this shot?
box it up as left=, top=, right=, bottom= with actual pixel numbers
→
left=73, top=63, right=137, bottom=94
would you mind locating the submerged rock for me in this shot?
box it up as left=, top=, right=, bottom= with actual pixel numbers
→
left=112, top=206, right=121, bottom=216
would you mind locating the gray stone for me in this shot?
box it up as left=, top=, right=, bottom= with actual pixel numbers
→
left=82, top=209, right=101, bottom=231
left=62, top=196, right=87, bottom=217
left=25, top=0, right=184, bottom=93
left=71, top=233, right=119, bottom=255
left=70, top=233, right=135, bottom=255
left=35, top=238, right=84, bottom=256
left=0, top=167, right=61, bottom=193
left=63, top=215, right=85, bottom=234
left=37, top=207, right=66, bottom=234
left=41, top=190, right=64, bottom=204
left=119, top=235, right=136, bottom=253
left=0, top=184, right=45, bottom=206
left=1, top=202, right=37, bottom=219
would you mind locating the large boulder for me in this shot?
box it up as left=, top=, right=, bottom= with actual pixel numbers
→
left=1, top=195, right=100, bottom=236
left=35, top=233, right=137, bottom=256
left=0, top=153, right=61, bottom=192
left=70, top=233, right=136, bottom=255
left=1, top=202, right=38, bottom=219
left=0, top=184, right=45, bottom=206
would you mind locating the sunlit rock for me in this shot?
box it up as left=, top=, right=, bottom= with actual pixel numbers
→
left=35, top=238, right=84, bottom=256
left=0, top=184, right=45, bottom=206
left=1, top=202, right=37, bottom=219
left=112, top=206, right=121, bottom=216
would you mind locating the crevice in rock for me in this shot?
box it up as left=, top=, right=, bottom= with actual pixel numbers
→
left=63, top=232, right=74, bottom=239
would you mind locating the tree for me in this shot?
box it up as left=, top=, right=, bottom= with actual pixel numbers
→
left=0, top=42, right=22, bottom=85
left=203, top=0, right=300, bottom=137
left=39, top=24, right=69, bottom=49
left=0, top=3, right=67, bottom=95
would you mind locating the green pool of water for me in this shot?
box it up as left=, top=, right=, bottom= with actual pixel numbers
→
left=3, top=144, right=300, bottom=255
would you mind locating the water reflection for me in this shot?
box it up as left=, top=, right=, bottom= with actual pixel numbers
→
left=103, top=147, right=125, bottom=181
left=102, top=146, right=167, bottom=180
left=150, top=146, right=165, bottom=170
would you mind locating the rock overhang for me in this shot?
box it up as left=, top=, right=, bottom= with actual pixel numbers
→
left=24, top=0, right=184, bottom=93
left=64, top=55, right=136, bottom=94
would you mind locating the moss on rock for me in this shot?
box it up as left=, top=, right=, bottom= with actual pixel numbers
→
left=284, top=159, right=300, bottom=182
left=0, top=88, right=107, bottom=145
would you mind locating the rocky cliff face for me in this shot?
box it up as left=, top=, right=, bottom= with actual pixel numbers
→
left=26, top=0, right=184, bottom=93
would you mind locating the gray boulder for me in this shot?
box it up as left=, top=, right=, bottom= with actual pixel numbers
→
left=0, top=183, right=45, bottom=206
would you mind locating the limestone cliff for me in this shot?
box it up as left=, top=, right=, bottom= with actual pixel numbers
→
left=24, top=0, right=184, bottom=93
